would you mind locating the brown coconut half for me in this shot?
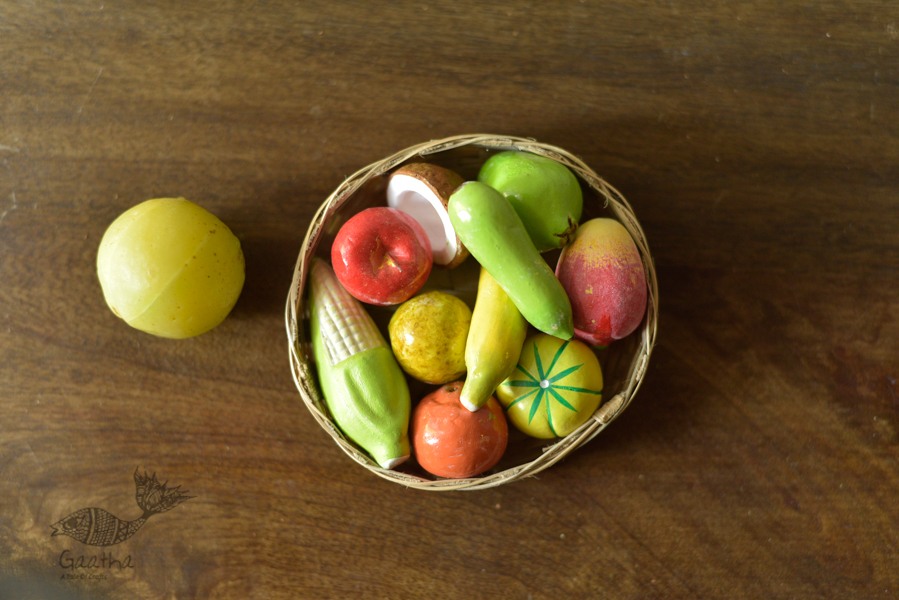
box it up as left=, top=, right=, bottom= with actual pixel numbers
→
left=386, top=162, right=469, bottom=269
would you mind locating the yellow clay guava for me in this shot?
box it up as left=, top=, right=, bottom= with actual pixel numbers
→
left=96, top=197, right=245, bottom=339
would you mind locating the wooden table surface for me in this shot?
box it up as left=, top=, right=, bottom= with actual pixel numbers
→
left=2, top=1, right=897, bottom=598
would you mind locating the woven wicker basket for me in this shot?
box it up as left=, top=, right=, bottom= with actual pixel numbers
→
left=286, top=134, right=658, bottom=491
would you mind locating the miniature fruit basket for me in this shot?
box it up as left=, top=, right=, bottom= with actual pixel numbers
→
left=286, top=133, right=658, bottom=491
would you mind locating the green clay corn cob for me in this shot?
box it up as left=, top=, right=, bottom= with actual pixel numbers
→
left=460, top=267, right=528, bottom=412
left=308, top=258, right=411, bottom=469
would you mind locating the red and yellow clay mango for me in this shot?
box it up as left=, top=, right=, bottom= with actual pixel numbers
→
left=555, top=218, right=647, bottom=347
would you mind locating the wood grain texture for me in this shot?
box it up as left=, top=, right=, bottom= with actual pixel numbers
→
left=1, top=1, right=896, bottom=598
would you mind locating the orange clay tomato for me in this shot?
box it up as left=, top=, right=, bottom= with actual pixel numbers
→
left=411, top=381, right=508, bottom=479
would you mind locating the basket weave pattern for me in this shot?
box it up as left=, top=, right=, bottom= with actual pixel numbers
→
left=286, top=134, right=658, bottom=491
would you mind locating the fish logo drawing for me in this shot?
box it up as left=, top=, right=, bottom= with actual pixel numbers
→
left=50, top=469, right=193, bottom=547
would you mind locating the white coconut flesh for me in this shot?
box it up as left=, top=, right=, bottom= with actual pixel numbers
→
left=386, top=173, right=459, bottom=266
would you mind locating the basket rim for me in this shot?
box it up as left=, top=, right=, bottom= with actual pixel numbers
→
left=285, top=133, right=659, bottom=491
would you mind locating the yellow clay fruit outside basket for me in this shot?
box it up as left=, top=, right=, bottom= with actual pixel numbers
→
left=98, top=197, right=244, bottom=339
left=285, top=134, right=659, bottom=491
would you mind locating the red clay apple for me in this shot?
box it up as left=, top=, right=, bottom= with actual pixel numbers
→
left=556, top=218, right=647, bottom=346
left=331, top=207, right=433, bottom=306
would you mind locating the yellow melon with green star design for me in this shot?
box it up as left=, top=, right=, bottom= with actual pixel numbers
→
left=496, top=333, right=603, bottom=439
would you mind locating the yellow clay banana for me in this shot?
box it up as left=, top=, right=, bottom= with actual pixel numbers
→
left=459, top=267, right=528, bottom=412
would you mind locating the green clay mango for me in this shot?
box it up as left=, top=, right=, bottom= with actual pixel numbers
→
left=478, top=150, right=583, bottom=252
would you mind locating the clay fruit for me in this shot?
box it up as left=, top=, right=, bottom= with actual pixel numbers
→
left=448, top=181, right=573, bottom=339
left=308, top=258, right=411, bottom=470
left=460, top=267, right=528, bottom=412
left=477, top=150, right=583, bottom=251
left=96, top=197, right=245, bottom=339
left=555, top=218, right=647, bottom=346
left=497, top=333, right=604, bottom=439
left=331, top=206, right=433, bottom=306
left=386, top=162, right=468, bottom=268
left=388, top=291, right=471, bottom=384
left=412, top=381, right=509, bottom=478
